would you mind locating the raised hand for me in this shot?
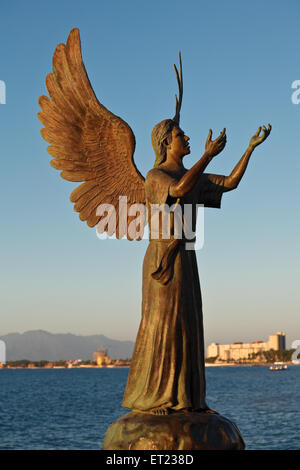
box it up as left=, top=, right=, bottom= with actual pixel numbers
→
left=249, top=124, right=272, bottom=150
left=205, top=128, right=226, bottom=158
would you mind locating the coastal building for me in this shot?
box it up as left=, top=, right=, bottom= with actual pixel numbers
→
left=93, top=349, right=112, bottom=366
left=268, top=332, right=286, bottom=350
left=206, top=332, right=286, bottom=361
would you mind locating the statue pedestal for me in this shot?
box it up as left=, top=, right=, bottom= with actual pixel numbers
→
left=102, top=411, right=245, bottom=450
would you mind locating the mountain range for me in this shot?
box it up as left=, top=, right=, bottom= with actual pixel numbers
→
left=0, top=330, right=135, bottom=361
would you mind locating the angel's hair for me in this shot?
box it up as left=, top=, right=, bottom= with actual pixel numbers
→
left=151, top=119, right=177, bottom=167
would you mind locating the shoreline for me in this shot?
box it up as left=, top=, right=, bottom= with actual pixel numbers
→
left=1, top=362, right=296, bottom=370
left=205, top=364, right=267, bottom=367
left=0, top=365, right=130, bottom=370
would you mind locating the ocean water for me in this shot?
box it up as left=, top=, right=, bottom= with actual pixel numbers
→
left=0, top=366, right=299, bottom=450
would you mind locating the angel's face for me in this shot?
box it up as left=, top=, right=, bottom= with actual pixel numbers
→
left=168, top=126, right=190, bottom=159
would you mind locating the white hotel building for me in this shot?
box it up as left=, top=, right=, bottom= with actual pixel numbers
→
left=206, top=332, right=286, bottom=361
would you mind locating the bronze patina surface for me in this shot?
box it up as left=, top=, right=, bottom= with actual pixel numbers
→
left=103, top=411, right=245, bottom=450
left=38, top=28, right=271, bottom=449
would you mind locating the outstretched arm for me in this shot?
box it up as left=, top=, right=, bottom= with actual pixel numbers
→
left=223, top=124, right=272, bottom=191
left=170, top=129, right=226, bottom=197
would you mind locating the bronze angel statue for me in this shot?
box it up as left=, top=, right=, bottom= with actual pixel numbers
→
left=38, top=28, right=271, bottom=416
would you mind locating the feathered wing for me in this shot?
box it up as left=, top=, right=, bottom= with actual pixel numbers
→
left=38, top=28, right=146, bottom=240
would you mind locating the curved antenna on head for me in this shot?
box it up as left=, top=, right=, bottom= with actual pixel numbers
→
left=173, top=51, right=183, bottom=125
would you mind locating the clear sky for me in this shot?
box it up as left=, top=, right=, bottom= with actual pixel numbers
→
left=0, top=0, right=299, bottom=350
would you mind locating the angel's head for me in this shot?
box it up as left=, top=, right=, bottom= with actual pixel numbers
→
left=151, top=119, right=190, bottom=167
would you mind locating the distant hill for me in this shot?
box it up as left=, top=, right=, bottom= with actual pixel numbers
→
left=0, top=330, right=135, bottom=361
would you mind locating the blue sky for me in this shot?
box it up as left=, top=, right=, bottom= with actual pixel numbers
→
left=0, top=0, right=299, bottom=350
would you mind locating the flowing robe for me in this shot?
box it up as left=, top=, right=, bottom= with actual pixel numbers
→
left=122, top=168, right=225, bottom=411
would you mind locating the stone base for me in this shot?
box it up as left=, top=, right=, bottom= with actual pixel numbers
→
left=102, top=411, right=245, bottom=450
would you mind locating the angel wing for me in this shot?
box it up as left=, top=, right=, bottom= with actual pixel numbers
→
left=38, top=28, right=146, bottom=240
